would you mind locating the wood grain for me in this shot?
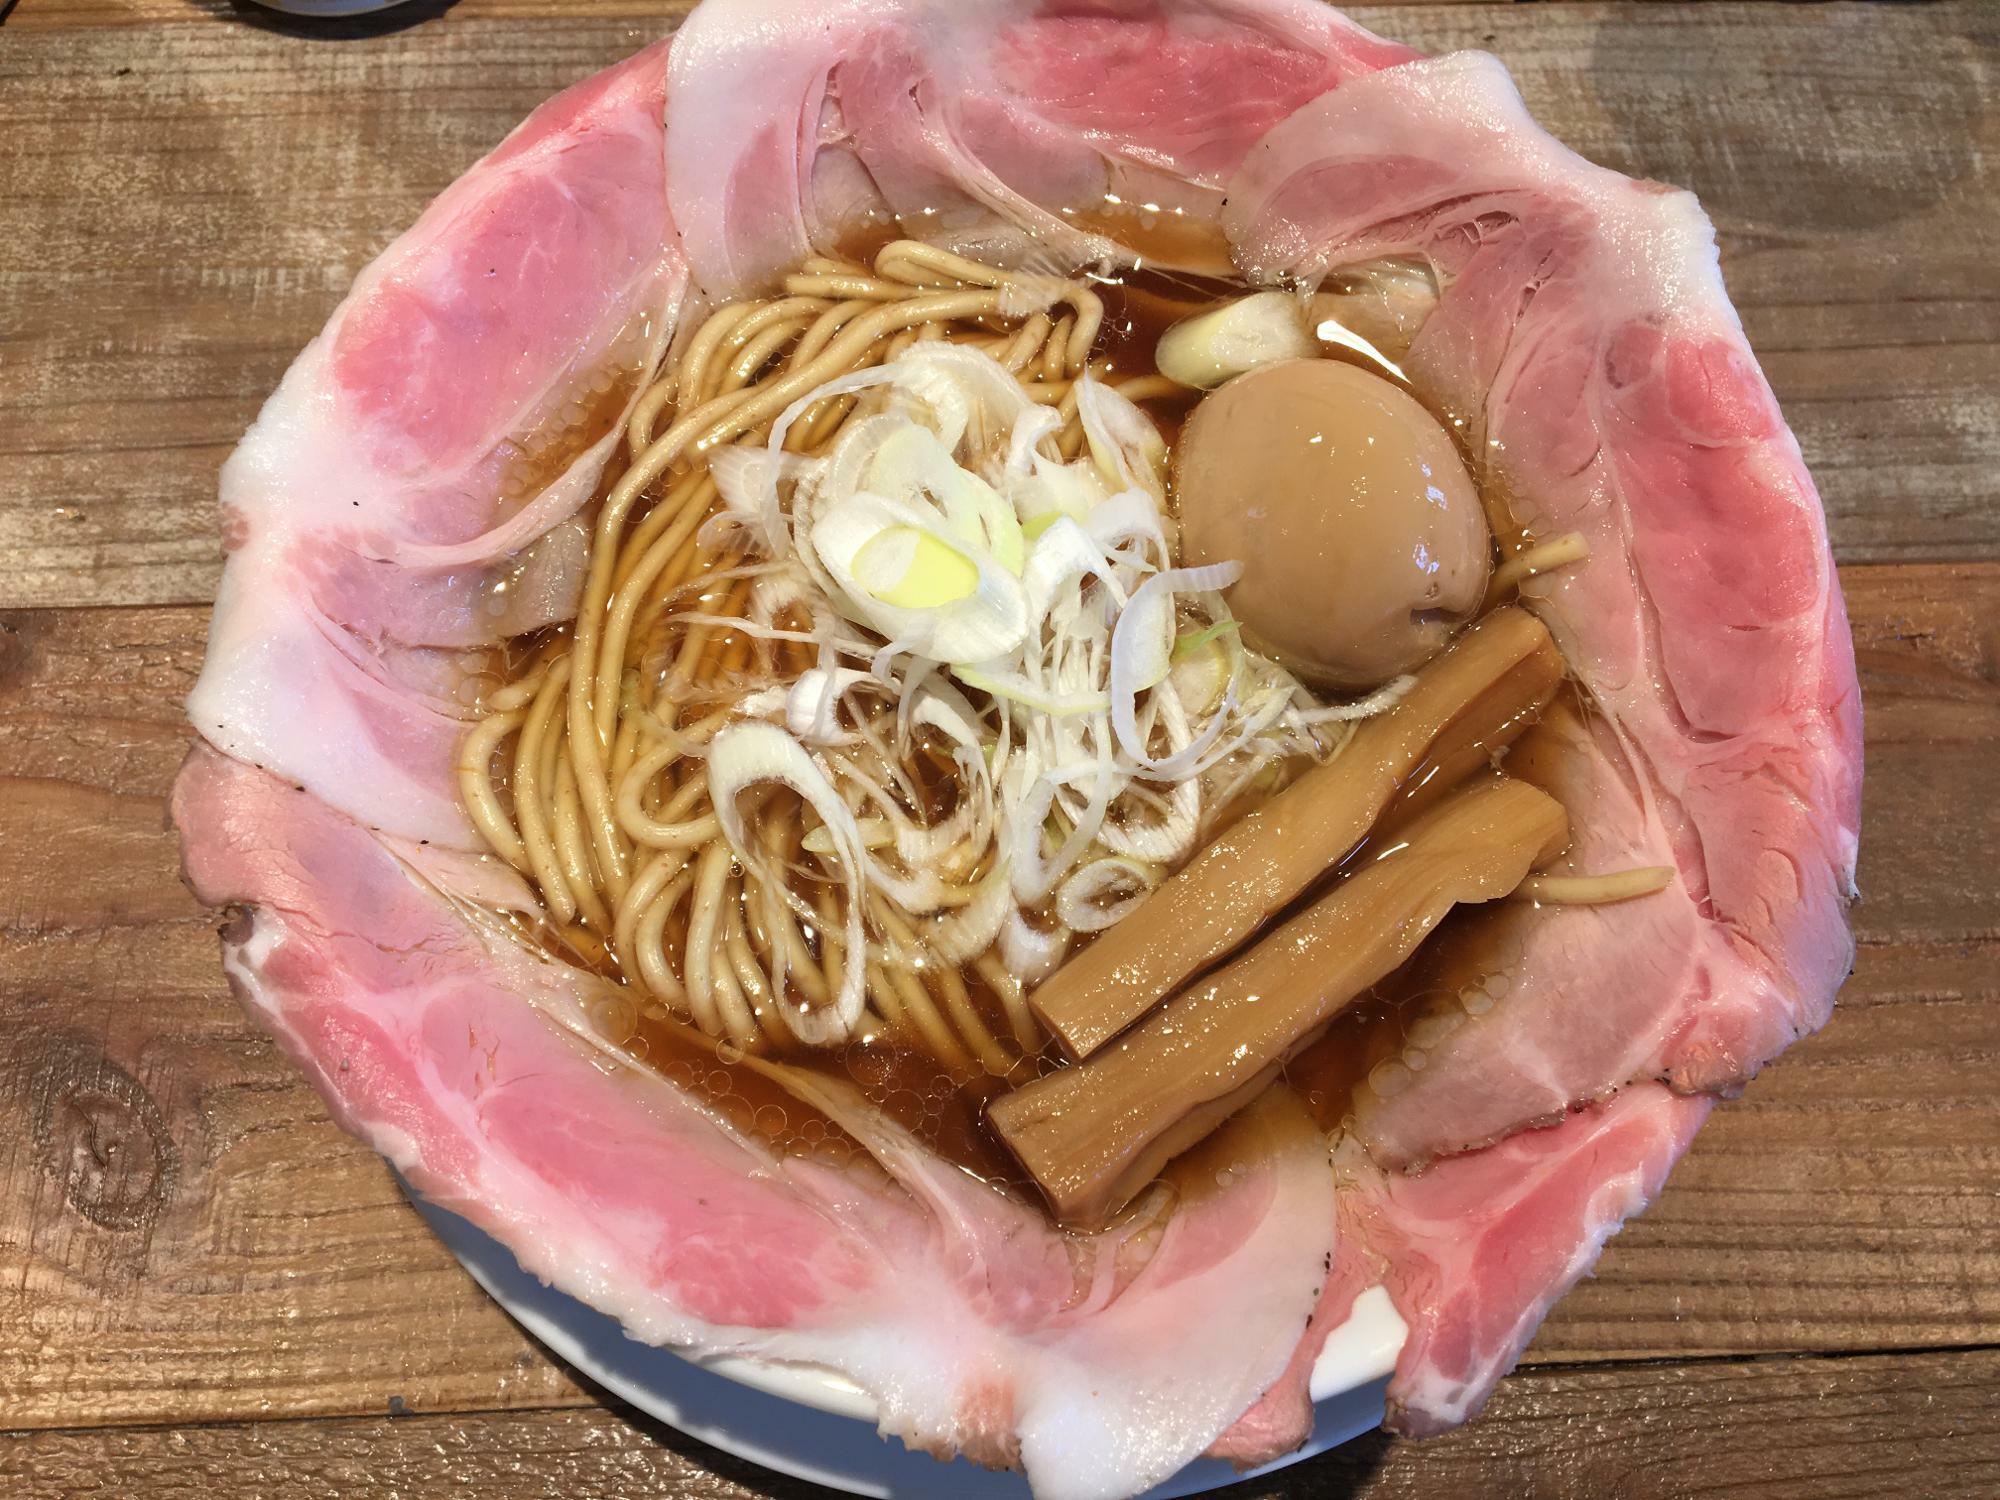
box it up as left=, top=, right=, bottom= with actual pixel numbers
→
left=0, top=563, right=1993, bottom=1433
left=2, top=4, right=1993, bottom=1489
left=6, top=1348, right=1998, bottom=1499
left=1, top=0, right=1531, bottom=28
left=1, top=3, right=1994, bottom=609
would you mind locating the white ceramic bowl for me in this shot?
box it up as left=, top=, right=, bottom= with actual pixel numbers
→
left=404, top=1181, right=1405, bottom=1497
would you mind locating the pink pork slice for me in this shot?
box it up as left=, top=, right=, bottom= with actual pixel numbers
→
left=1223, top=50, right=1862, bottom=1168
left=172, top=2, right=1862, bottom=1495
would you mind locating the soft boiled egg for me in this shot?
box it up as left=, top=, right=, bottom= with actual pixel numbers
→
left=1171, top=358, right=1492, bottom=691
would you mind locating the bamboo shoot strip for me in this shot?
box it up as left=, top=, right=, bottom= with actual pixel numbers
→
left=1027, top=606, right=1565, bottom=1060
left=989, top=776, right=1570, bottom=1227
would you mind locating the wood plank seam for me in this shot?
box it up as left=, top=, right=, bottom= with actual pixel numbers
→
left=13, top=1336, right=2000, bottom=1440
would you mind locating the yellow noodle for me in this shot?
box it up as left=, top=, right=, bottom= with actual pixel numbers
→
left=873, top=241, right=1103, bottom=365
left=1515, top=867, right=1675, bottom=905
left=1492, top=531, right=1590, bottom=596
left=456, top=707, right=528, bottom=871
left=598, top=476, right=723, bottom=740
left=869, top=895, right=977, bottom=1072
left=632, top=866, right=695, bottom=1003
left=626, top=371, right=678, bottom=458
left=789, top=298, right=876, bottom=369
left=1042, top=315, right=1073, bottom=383
left=721, top=295, right=831, bottom=361
left=705, top=879, right=762, bottom=1044
left=1000, top=312, right=1053, bottom=373
left=616, top=846, right=692, bottom=982
left=782, top=271, right=908, bottom=302
left=465, top=246, right=1137, bottom=1073
left=724, top=315, right=817, bottom=392
left=726, top=903, right=794, bottom=1049
left=611, top=469, right=710, bottom=592
left=513, top=656, right=577, bottom=923
left=973, top=950, right=1041, bottom=1054
left=1112, top=374, right=1184, bottom=404
left=608, top=703, right=642, bottom=791
left=863, top=960, right=915, bottom=1042
left=935, top=963, right=1014, bottom=1076
left=681, top=840, right=737, bottom=1036
left=675, top=300, right=755, bottom=410
left=486, top=658, right=550, bottom=714
left=552, top=753, right=613, bottom=933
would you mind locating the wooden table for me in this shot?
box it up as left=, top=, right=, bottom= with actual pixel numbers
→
left=2, top=2, right=1996, bottom=1494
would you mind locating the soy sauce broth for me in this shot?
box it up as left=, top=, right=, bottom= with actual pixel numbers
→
left=472, top=229, right=1570, bottom=1197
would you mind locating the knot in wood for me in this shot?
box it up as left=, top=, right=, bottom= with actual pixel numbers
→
left=30, top=1031, right=179, bottom=1232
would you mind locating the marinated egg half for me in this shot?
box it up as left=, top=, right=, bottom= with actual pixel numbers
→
left=1172, top=358, right=1492, bottom=691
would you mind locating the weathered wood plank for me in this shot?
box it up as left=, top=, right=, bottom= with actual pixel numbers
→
left=0, top=562, right=1990, bottom=1431
left=5, top=1348, right=1997, bottom=1500
left=7, top=0, right=679, bottom=22
left=1, top=3, right=1993, bottom=608
left=0, top=0, right=1515, bottom=27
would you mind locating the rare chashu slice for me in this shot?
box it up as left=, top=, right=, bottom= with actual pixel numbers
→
left=173, top=1, right=1860, bottom=1494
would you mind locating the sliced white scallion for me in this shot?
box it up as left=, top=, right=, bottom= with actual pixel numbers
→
left=1153, top=290, right=1317, bottom=390
left=812, top=490, right=1031, bottom=662
left=1076, top=376, right=1168, bottom=501
left=1109, top=562, right=1244, bottom=777
left=1056, top=857, right=1160, bottom=933
left=680, top=340, right=1418, bottom=1038
left=707, top=720, right=867, bottom=1046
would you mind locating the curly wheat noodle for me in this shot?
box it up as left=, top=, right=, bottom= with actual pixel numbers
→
left=598, top=477, right=719, bottom=734
left=869, top=893, right=983, bottom=1072
left=937, top=963, right=1016, bottom=1076
left=566, top=287, right=1023, bottom=901
left=512, top=655, right=577, bottom=922
left=788, top=299, right=874, bottom=369
left=680, top=838, right=738, bottom=1036
left=811, top=883, right=847, bottom=1018
left=631, top=865, right=695, bottom=1002
left=673, top=300, right=755, bottom=411
left=748, top=876, right=832, bottom=1008
left=710, top=607, right=758, bottom=682
left=873, top=240, right=1104, bottom=367
left=783, top=270, right=910, bottom=302
left=552, top=753, right=613, bottom=933
left=706, top=889, right=763, bottom=1044
left=862, top=959, right=910, bottom=1044
left=617, top=844, right=692, bottom=978
left=787, top=391, right=858, bottom=454
left=611, top=468, right=714, bottom=593
left=600, top=512, right=736, bottom=748
left=627, top=373, right=678, bottom=460
left=616, top=743, right=718, bottom=848
left=666, top=573, right=751, bottom=694
left=1000, top=312, right=1052, bottom=373
left=973, top=950, right=1041, bottom=1053
left=608, top=708, right=642, bottom=792
left=726, top=314, right=819, bottom=392
left=1041, top=315, right=1074, bottom=383
left=725, top=902, right=794, bottom=1049
left=802, top=253, right=867, bottom=276
left=466, top=243, right=1186, bottom=1065
left=456, top=706, right=528, bottom=870
left=1491, top=530, right=1590, bottom=596
left=721, top=294, right=833, bottom=364
left=1515, top=866, right=1676, bottom=905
